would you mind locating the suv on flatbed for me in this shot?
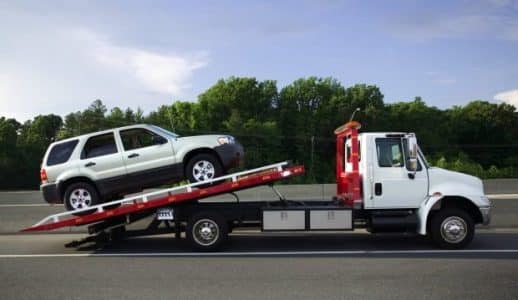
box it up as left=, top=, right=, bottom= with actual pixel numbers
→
left=40, top=124, right=244, bottom=211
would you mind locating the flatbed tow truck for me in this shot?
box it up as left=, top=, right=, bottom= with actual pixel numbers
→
left=23, top=119, right=491, bottom=251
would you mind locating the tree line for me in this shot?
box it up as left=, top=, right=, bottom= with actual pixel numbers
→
left=1, top=76, right=517, bottom=189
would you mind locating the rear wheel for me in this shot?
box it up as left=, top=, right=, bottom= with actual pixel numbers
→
left=185, top=154, right=223, bottom=186
left=430, top=208, right=474, bottom=249
left=186, top=212, right=228, bottom=251
left=63, top=182, right=100, bottom=214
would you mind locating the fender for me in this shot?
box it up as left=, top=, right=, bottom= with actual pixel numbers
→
left=417, top=193, right=486, bottom=235
left=417, top=167, right=488, bottom=235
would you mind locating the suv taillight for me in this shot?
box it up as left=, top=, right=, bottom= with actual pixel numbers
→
left=40, top=169, right=48, bottom=184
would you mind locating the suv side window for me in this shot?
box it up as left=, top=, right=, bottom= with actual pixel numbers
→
left=47, top=140, right=79, bottom=166
left=376, top=138, right=403, bottom=167
left=120, top=128, right=163, bottom=151
left=81, top=133, right=118, bottom=159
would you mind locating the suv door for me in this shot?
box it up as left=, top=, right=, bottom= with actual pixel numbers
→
left=119, top=128, right=178, bottom=186
left=79, top=132, right=126, bottom=197
left=371, top=137, right=428, bottom=208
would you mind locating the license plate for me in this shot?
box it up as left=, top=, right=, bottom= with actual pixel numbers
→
left=157, top=208, right=174, bottom=220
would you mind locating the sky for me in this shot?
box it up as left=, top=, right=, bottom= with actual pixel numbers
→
left=1, top=0, right=518, bottom=121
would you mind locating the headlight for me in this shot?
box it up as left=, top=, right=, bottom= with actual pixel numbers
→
left=218, top=136, right=235, bottom=145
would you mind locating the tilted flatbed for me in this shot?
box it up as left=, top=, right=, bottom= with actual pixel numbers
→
left=22, top=162, right=314, bottom=249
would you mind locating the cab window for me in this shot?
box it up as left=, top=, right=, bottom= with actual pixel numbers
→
left=376, top=138, right=403, bottom=167
left=120, top=128, right=164, bottom=151
left=81, top=133, right=118, bottom=159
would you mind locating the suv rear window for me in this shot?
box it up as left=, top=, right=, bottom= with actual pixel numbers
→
left=81, top=133, right=118, bottom=159
left=46, top=140, right=79, bottom=166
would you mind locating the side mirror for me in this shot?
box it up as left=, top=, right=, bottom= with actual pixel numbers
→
left=408, top=158, right=418, bottom=172
left=407, top=134, right=418, bottom=172
left=153, top=135, right=167, bottom=145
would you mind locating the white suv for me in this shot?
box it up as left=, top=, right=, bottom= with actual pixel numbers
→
left=40, top=124, right=243, bottom=211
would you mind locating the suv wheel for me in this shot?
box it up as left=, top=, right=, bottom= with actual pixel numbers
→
left=186, top=154, right=223, bottom=185
left=63, top=182, right=100, bottom=213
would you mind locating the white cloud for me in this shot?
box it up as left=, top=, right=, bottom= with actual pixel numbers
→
left=0, top=24, right=208, bottom=121
left=494, top=89, right=518, bottom=107
left=73, top=29, right=208, bottom=96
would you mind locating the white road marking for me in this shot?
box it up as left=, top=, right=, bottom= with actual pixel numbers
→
left=1, top=249, right=518, bottom=258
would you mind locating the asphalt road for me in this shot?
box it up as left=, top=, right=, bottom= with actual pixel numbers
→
left=1, top=187, right=518, bottom=299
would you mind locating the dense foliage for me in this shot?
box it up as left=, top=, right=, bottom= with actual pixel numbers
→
left=1, top=77, right=517, bottom=189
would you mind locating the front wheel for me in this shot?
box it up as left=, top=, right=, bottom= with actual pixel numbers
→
left=430, top=208, right=474, bottom=249
left=185, top=154, right=223, bottom=186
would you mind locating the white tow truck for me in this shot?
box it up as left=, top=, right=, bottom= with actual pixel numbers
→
left=24, top=119, right=491, bottom=251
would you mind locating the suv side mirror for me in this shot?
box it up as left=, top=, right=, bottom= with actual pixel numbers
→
left=407, top=134, right=418, bottom=172
left=152, top=135, right=167, bottom=145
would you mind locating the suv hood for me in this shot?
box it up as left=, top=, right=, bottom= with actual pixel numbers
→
left=175, top=135, right=227, bottom=148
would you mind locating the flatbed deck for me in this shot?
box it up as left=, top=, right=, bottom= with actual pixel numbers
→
left=22, top=162, right=304, bottom=232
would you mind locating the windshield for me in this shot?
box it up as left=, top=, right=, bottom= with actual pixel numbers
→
left=150, top=125, right=179, bottom=138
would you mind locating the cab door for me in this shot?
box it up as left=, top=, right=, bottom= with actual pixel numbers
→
left=370, top=137, right=428, bottom=209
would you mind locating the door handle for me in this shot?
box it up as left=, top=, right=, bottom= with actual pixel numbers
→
left=374, top=183, right=382, bottom=196
left=84, top=162, right=96, bottom=167
left=128, top=153, right=139, bottom=159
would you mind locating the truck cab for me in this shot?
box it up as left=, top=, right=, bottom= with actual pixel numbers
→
left=337, top=122, right=491, bottom=248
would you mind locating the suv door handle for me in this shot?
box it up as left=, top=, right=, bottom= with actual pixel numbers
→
left=128, top=153, right=139, bottom=159
left=84, top=162, right=96, bottom=167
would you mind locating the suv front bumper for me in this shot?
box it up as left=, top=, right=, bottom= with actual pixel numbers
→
left=214, top=142, right=244, bottom=169
left=479, top=206, right=491, bottom=225
left=41, top=183, right=62, bottom=204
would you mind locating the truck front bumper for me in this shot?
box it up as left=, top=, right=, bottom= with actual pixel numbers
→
left=479, top=206, right=491, bottom=225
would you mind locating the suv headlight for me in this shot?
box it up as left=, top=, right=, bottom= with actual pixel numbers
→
left=218, top=136, right=235, bottom=145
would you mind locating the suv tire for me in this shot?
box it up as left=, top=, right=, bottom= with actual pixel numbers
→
left=186, top=154, right=223, bottom=186
left=63, top=182, right=100, bottom=214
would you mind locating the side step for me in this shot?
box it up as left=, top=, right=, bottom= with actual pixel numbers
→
left=368, top=210, right=418, bottom=233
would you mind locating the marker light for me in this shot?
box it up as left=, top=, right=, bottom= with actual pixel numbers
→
left=218, top=136, right=235, bottom=145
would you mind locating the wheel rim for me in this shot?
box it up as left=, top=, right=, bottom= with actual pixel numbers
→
left=192, top=160, right=215, bottom=182
left=440, top=216, right=467, bottom=244
left=69, top=188, right=93, bottom=210
left=192, top=219, right=219, bottom=246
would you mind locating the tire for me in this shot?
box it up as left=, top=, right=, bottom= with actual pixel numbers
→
left=185, top=153, right=224, bottom=186
left=186, top=212, right=228, bottom=251
left=430, top=208, right=474, bottom=249
left=63, top=182, right=100, bottom=215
